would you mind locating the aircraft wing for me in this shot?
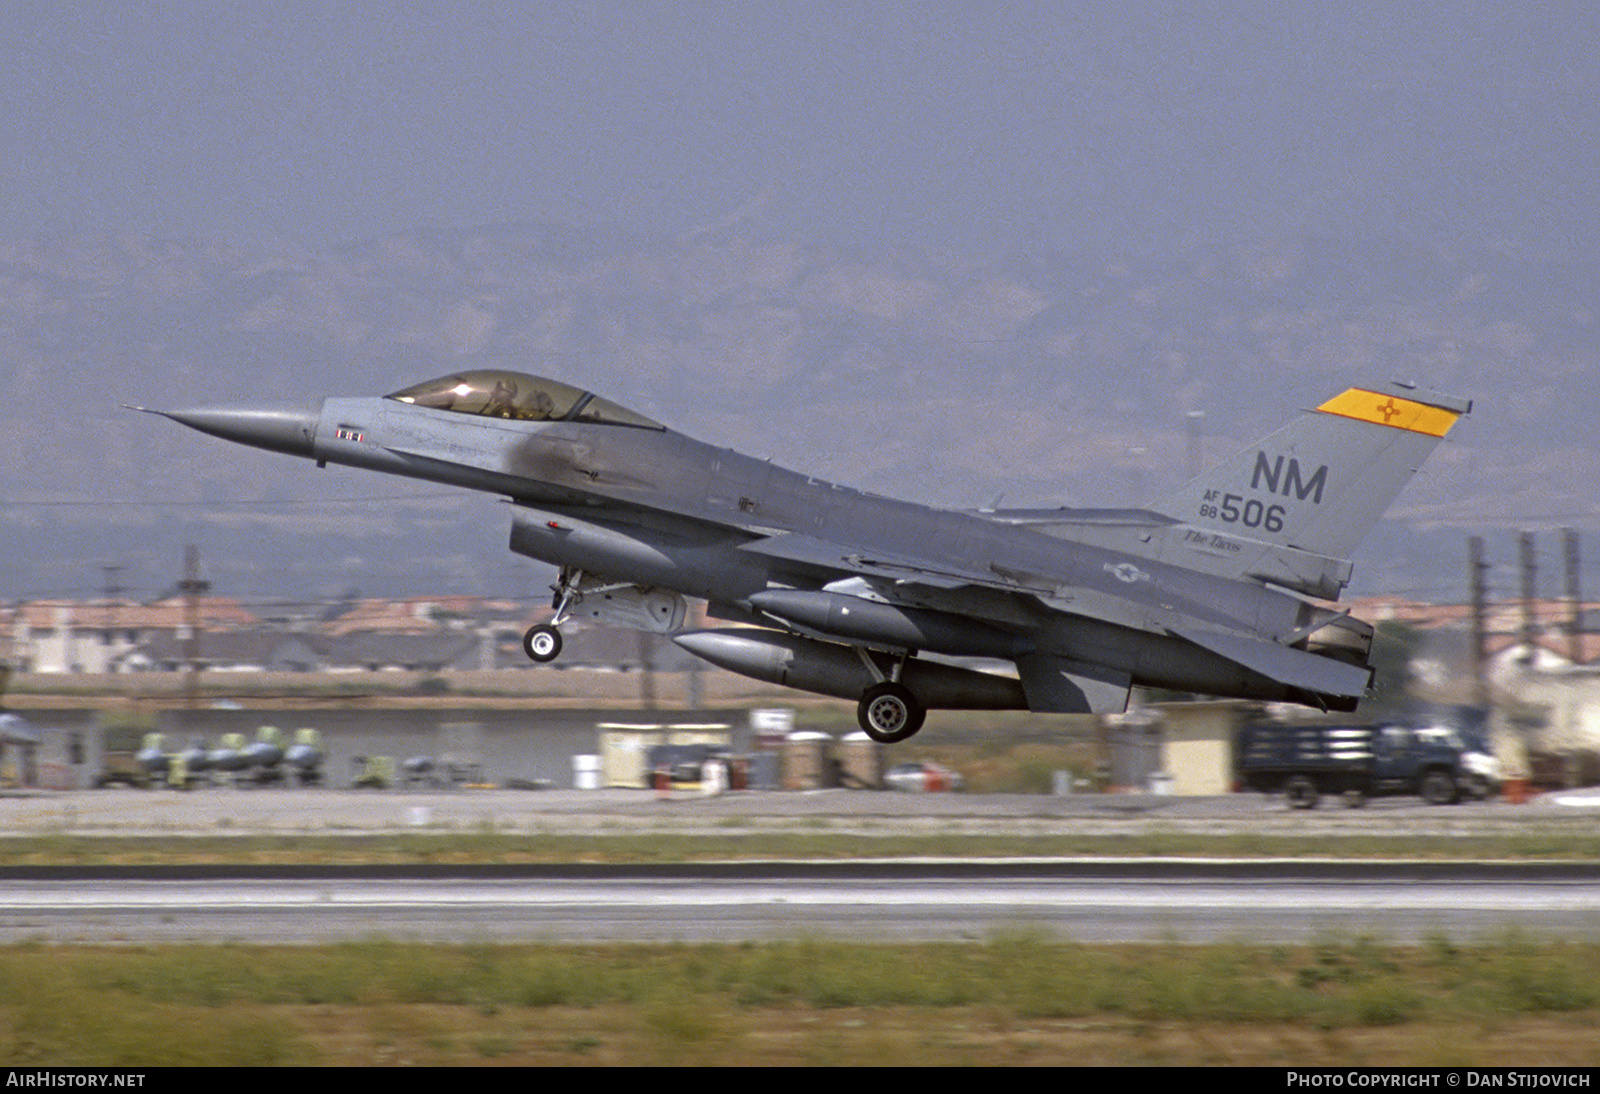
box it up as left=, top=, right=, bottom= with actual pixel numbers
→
left=741, top=531, right=1240, bottom=630
left=741, top=532, right=1371, bottom=704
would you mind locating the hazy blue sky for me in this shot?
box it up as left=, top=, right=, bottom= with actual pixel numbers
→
left=2, top=2, right=1595, bottom=603
left=4, top=2, right=1596, bottom=254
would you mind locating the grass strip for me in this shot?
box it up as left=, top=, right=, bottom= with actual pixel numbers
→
left=1, top=829, right=1599, bottom=866
left=2, top=935, right=1597, bottom=1066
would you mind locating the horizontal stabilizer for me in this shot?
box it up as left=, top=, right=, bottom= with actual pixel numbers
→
left=1015, top=652, right=1131, bottom=714
left=1168, top=624, right=1371, bottom=699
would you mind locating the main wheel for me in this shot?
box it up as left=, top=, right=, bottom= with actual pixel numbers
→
left=1420, top=770, right=1459, bottom=806
left=1283, top=775, right=1320, bottom=810
left=857, top=682, right=925, bottom=743
left=523, top=624, right=563, bottom=663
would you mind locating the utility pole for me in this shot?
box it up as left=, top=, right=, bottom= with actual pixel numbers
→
left=1469, top=535, right=1488, bottom=703
left=1519, top=532, right=1538, bottom=665
left=179, top=545, right=209, bottom=708
left=637, top=630, right=657, bottom=711
left=101, top=563, right=124, bottom=675
left=0, top=601, right=13, bottom=710
left=1185, top=410, right=1206, bottom=480
left=1563, top=528, right=1582, bottom=666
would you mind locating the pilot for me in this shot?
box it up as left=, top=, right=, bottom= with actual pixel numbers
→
left=526, top=388, right=555, bottom=419
left=484, top=378, right=519, bottom=418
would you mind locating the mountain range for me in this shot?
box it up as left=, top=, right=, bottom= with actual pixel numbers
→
left=3, top=222, right=1592, bottom=608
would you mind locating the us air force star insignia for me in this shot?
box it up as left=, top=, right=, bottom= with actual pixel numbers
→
left=1106, top=562, right=1150, bottom=584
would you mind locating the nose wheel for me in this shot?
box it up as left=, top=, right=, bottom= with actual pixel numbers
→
left=857, top=682, right=925, bottom=743
left=524, top=567, right=584, bottom=664
left=523, top=623, right=563, bottom=663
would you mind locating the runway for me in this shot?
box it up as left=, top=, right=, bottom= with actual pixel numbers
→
left=3, top=862, right=1597, bottom=944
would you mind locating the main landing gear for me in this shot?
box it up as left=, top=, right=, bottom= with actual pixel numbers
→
left=857, top=681, right=925, bottom=743
left=853, top=648, right=926, bottom=743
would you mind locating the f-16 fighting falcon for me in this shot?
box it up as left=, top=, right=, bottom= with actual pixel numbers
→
left=141, top=372, right=1469, bottom=742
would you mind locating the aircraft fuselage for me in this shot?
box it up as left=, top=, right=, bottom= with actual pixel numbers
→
left=148, top=370, right=1469, bottom=738
left=309, top=395, right=1321, bottom=702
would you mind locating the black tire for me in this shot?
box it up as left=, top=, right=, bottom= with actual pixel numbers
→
left=523, top=624, right=562, bottom=663
left=1420, top=770, right=1459, bottom=806
left=857, top=682, right=925, bottom=743
left=1284, top=775, right=1320, bottom=810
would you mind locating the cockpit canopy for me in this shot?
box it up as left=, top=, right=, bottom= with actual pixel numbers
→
left=386, top=370, right=663, bottom=429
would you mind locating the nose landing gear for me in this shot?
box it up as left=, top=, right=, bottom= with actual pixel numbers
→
left=522, top=567, right=583, bottom=664
left=523, top=623, right=563, bottom=663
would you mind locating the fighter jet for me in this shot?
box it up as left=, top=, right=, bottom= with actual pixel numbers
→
left=141, top=371, right=1469, bottom=742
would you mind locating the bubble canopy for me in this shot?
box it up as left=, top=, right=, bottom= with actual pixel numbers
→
left=386, top=370, right=663, bottom=429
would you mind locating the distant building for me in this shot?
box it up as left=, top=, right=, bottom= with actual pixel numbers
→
left=4, top=598, right=258, bottom=674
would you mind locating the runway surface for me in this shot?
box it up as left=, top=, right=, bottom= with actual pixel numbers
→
left=3, top=862, right=1597, bottom=944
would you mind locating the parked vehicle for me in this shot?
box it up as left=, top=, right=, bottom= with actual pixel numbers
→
left=644, top=743, right=732, bottom=787
left=884, top=760, right=964, bottom=793
left=1238, top=721, right=1499, bottom=809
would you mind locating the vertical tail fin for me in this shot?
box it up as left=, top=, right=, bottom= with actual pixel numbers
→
left=1154, top=382, right=1471, bottom=564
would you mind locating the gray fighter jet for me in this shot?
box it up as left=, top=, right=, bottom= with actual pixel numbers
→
left=141, top=372, right=1469, bottom=742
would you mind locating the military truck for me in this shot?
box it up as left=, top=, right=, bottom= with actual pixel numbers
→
left=1238, top=722, right=1499, bottom=809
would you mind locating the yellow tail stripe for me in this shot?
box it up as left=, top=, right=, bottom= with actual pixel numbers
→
left=1317, top=388, right=1461, bottom=437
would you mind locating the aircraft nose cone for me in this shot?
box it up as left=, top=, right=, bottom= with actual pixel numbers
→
left=156, top=402, right=321, bottom=459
